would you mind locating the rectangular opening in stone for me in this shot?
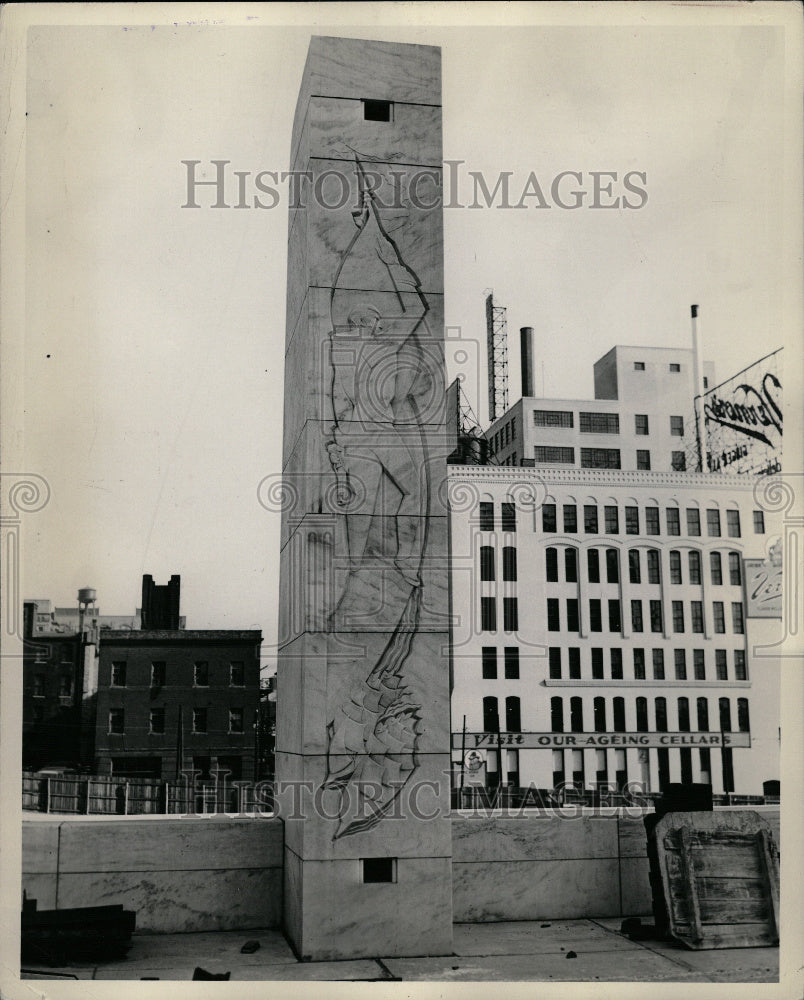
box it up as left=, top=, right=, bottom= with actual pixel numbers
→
left=362, top=99, right=392, bottom=122
left=361, top=857, right=397, bottom=883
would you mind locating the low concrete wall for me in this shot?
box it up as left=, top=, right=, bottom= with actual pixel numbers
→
left=22, top=816, right=284, bottom=933
left=22, top=808, right=779, bottom=932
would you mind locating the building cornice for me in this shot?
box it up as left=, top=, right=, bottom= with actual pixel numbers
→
left=447, top=465, right=758, bottom=492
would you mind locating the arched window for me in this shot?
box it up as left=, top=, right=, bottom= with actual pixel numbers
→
left=593, top=697, right=606, bottom=732
left=480, top=545, right=495, bottom=581
left=697, top=697, right=709, bottom=731
left=677, top=697, right=690, bottom=732
left=570, top=697, right=583, bottom=733
left=564, top=547, right=578, bottom=582
left=551, top=697, right=564, bottom=733
left=587, top=548, right=600, bottom=583
left=482, top=696, right=499, bottom=733
left=719, top=697, right=732, bottom=732
left=728, top=552, right=742, bottom=586
left=545, top=547, right=558, bottom=582
left=505, top=696, right=521, bottom=733
left=688, top=550, right=702, bottom=584
left=738, top=698, right=750, bottom=732
left=503, top=546, right=517, bottom=581
left=655, top=697, right=668, bottom=732
left=605, top=549, right=619, bottom=583
left=612, top=697, right=626, bottom=732
left=636, top=697, right=648, bottom=732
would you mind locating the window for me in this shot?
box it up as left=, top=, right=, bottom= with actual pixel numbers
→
left=655, top=697, right=668, bottom=731
left=535, top=445, right=575, bottom=464
left=480, top=545, right=495, bottom=581
left=479, top=502, right=494, bottom=532
left=650, top=600, right=663, bottom=633
left=580, top=448, right=621, bottom=469
left=728, top=552, right=741, bottom=586
left=584, top=505, right=599, bottom=533
left=230, top=662, right=244, bottom=686
left=670, top=415, right=684, bottom=436
left=628, top=550, right=641, bottom=584
left=563, top=504, right=578, bottom=532
left=570, top=697, right=584, bottom=732
left=674, top=649, right=687, bottom=680
left=503, top=597, right=518, bottom=632
left=647, top=549, right=661, bottom=584
left=687, top=508, right=701, bottom=536
left=634, top=648, right=646, bottom=680
left=545, top=547, right=558, bottom=582
left=672, top=601, right=685, bottom=633
left=726, top=510, right=741, bottom=538
left=601, top=507, right=619, bottom=535
left=483, top=696, right=500, bottom=732
left=666, top=509, right=680, bottom=536
left=610, top=648, right=624, bottom=679
left=564, top=547, right=578, bottom=582
left=731, top=602, right=744, bottom=634
left=652, top=649, right=665, bottom=680
left=625, top=506, right=639, bottom=534
left=634, top=361, right=645, bottom=371
left=566, top=599, right=579, bottom=632
left=482, top=647, right=497, bottom=679
left=671, top=451, right=687, bottom=471
left=33, top=674, right=45, bottom=697
left=150, top=708, right=165, bottom=735
left=481, top=597, right=497, bottom=631
left=631, top=600, right=644, bottom=632
left=505, top=696, right=521, bottom=732
left=193, top=708, right=208, bottom=734
left=707, top=509, right=721, bottom=537
left=568, top=648, right=581, bottom=679
left=688, top=550, right=702, bottom=585
left=645, top=508, right=659, bottom=535
left=362, top=857, right=396, bottom=883
left=693, top=649, right=705, bottom=680
left=109, top=709, right=125, bottom=734
left=678, top=697, right=691, bottom=731
left=551, top=697, right=564, bottom=732
left=534, top=409, right=573, bottom=427
left=59, top=675, right=72, bottom=697
left=753, top=510, right=765, bottom=534
left=737, top=698, right=750, bottom=732
left=194, top=662, right=209, bottom=687
left=542, top=503, right=557, bottom=532
left=547, top=599, right=560, bottom=632
left=502, top=502, right=516, bottom=533
left=715, top=649, right=728, bottom=680
left=636, top=696, right=648, bottom=730
left=608, top=599, right=622, bottom=632
left=593, top=697, right=607, bottom=732
left=589, top=599, right=602, bottom=632
left=713, top=602, right=725, bottom=633
left=734, top=649, right=747, bottom=681
left=111, top=662, right=127, bottom=687
left=719, top=698, right=732, bottom=732
left=635, top=414, right=649, bottom=435
left=587, top=549, right=600, bottom=583
left=710, top=552, right=723, bottom=585
left=691, top=601, right=704, bottom=633
left=362, top=99, right=392, bottom=121
left=229, top=708, right=244, bottom=734
left=669, top=550, right=682, bottom=584
left=613, top=697, right=626, bottom=731
left=548, top=647, right=561, bottom=679
left=605, top=549, right=619, bottom=583
left=592, top=648, right=604, bottom=679
left=579, top=412, right=619, bottom=434
left=151, top=661, right=166, bottom=687
left=636, top=450, right=651, bottom=471
left=669, top=363, right=681, bottom=373
left=697, top=697, right=710, bottom=731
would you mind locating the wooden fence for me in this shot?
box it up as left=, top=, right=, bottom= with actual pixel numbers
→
left=22, top=771, right=274, bottom=815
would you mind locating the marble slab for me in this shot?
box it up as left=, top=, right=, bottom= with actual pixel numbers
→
left=452, top=816, right=619, bottom=863
left=619, top=856, right=652, bottom=916
left=22, top=820, right=60, bottom=873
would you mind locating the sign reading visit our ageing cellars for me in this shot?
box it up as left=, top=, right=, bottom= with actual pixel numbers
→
left=452, top=732, right=751, bottom=750
left=699, top=348, right=782, bottom=476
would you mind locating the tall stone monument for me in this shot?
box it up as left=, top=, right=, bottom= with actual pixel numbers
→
left=275, top=36, right=453, bottom=960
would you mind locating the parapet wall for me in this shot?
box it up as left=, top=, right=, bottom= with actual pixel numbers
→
left=22, top=808, right=780, bottom=933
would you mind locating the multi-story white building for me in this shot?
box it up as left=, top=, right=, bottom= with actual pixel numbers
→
left=449, top=347, right=781, bottom=798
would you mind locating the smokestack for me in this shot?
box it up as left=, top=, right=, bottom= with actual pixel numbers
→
left=520, top=327, right=535, bottom=398
left=691, top=304, right=708, bottom=473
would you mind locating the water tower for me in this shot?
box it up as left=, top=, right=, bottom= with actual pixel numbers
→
left=77, top=587, right=97, bottom=638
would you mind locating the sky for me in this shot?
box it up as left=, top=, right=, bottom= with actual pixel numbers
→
left=18, top=5, right=801, bottom=668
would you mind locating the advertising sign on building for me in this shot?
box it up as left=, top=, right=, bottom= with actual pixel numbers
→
left=698, top=348, right=782, bottom=476
left=745, top=538, right=783, bottom=619
left=451, top=731, right=751, bottom=750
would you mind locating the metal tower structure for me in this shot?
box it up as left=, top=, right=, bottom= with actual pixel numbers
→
left=485, top=291, right=509, bottom=423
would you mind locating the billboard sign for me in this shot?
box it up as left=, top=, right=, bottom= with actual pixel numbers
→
left=745, top=537, right=783, bottom=618
left=451, top=731, right=751, bottom=750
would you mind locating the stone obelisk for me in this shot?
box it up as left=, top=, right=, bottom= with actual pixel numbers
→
left=275, top=36, right=453, bottom=960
